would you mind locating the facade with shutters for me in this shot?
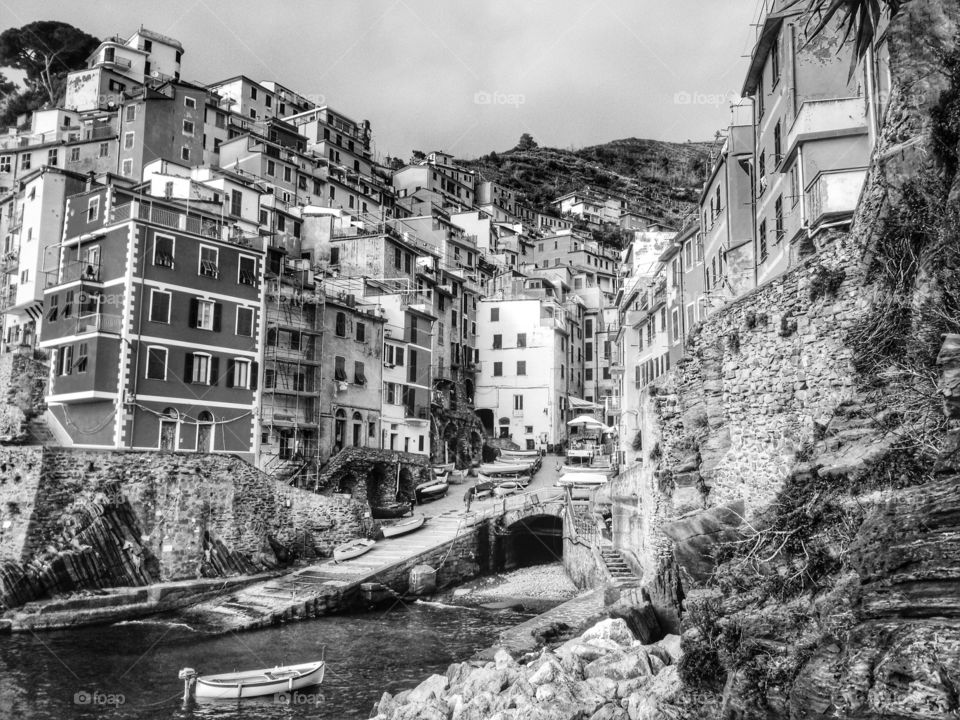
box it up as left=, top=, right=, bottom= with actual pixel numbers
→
left=39, top=181, right=264, bottom=458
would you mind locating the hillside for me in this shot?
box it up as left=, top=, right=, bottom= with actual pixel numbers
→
left=460, top=137, right=714, bottom=227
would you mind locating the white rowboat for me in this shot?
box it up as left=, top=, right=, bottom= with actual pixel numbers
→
left=185, top=660, right=325, bottom=700
left=381, top=514, right=426, bottom=538
left=333, top=538, right=375, bottom=562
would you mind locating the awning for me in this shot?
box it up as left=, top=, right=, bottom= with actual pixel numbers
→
left=568, top=396, right=600, bottom=410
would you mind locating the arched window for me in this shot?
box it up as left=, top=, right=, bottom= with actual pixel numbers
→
left=335, top=312, right=346, bottom=337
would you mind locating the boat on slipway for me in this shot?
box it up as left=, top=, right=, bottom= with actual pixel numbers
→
left=381, top=514, right=427, bottom=538
left=333, top=538, right=375, bottom=563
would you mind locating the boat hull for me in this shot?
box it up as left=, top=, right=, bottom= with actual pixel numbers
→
left=194, top=661, right=325, bottom=700
left=371, top=502, right=412, bottom=519
left=381, top=514, right=426, bottom=538
left=333, top=538, right=375, bottom=562
left=415, top=481, right=449, bottom=503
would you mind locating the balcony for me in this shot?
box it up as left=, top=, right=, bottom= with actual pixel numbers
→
left=400, top=290, right=433, bottom=315
left=75, top=313, right=123, bottom=335
left=1, top=250, right=18, bottom=273
left=405, top=405, right=430, bottom=423
left=0, top=286, right=17, bottom=312
left=806, top=169, right=867, bottom=230
left=59, top=259, right=102, bottom=284
left=605, top=396, right=622, bottom=415
left=785, top=97, right=868, bottom=162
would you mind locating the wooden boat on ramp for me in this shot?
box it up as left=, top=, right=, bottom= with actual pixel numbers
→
left=179, top=659, right=325, bottom=700
left=493, top=481, right=524, bottom=497
left=333, top=538, right=375, bottom=563
left=478, top=473, right=530, bottom=487
left=381, top=514, right=427, bottom=538
left=371, top=501, right=412, bottom=519
left=480, top=462, right=534, bottom=475
left=415, top=479, right=449, bottom=503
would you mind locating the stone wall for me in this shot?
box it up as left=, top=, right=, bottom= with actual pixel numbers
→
left=0, top=352, right=48, bottom=441
left=0, top=447, right=367, bottom=609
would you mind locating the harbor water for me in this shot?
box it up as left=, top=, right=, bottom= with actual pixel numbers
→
left=0, top=600, right=536, bottom=719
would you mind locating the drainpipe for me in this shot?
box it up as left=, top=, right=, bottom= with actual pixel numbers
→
left=864, top=43, right=879, bottom=148
left=798, top=145, right=808, bottom=249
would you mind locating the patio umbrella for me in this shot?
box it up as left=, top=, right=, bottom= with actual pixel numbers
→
left=567, top=415, right=605, bottom=428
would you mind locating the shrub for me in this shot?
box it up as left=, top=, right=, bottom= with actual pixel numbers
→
left=808, top=265, right=846, bottom=302
left=727, top=330, right=741, bottom=354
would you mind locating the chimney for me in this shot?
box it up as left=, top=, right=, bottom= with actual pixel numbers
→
left=85, top=171, right=97, bottom=191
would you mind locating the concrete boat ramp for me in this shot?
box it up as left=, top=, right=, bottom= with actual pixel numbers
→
left=172, top=508, right=476, bottom=633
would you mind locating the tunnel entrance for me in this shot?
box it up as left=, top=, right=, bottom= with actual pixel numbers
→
left=497, top=514, right=564, bottom=571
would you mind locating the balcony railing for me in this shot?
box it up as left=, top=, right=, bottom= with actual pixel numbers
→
left=59, top=259, right=101, bottom=283
left=405, top=405, right=430, bottom=421
left=75, top=313, right=123, bottom=334
left=0, top=286, right=18, bottom=312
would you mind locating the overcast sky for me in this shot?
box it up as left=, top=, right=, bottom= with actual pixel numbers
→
left=3, top=0, right=762, bottom=160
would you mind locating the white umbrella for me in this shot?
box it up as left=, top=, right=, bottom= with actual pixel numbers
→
left=567, top=415, right=605, bottom=428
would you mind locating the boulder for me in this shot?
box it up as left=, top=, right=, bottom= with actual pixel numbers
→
left=459, top=666, right=510, bottom=701
left=625, top=666, right=682, bottom=720
left=653, top=634, right=682, bottom=664
left=392, top=700, right=447, bottom=720
left=581, top=618, right=636, bottom=647
left=584, top=648, right=654, bottom=681
left=590, top=702, right=629, bottom=720
left=407, top=673, right=448, bottom=705
left=661, top=501, right=745, bottom=584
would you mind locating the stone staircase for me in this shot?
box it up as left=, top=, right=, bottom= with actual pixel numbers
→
left=599, top=547, right=640, bottom=589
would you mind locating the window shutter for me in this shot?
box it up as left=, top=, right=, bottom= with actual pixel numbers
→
left=184, top=353, right=194, bottom=383
left=213, top=303, right=222, bottom=332
left=250, top=361, right=258, bottom=390
left=188, top=298, right=198, bottom=328
left=210, top=357, right=220, bottom=385
left=225, top=359, right=235, bottom=388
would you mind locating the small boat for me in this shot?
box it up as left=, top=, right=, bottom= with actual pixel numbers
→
left=180, top=660, right=325, bottom=700
left=493, top=481, right=523, bottom=497
left=333, top=538, right=375, bottom=562
left=432, top=463, right=455, bottom=474
left=499, top=449, right=540, bottom=458
left=381, top=514, right=426, bottom=538
left=478, top=473, right=530, bottom=487
left=371, top=502, right=412, bottom=519
left=415, top=480, right=448, bottom=503
left=480, top=462, right=533, bottom=475
left=556, top=472, right=610, bottom=487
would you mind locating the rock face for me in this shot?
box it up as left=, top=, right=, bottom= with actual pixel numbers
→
left=0, top=447, right=369, bottom=610
left=370, top=618, right=682, bottom=720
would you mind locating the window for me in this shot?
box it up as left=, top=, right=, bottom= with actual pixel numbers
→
left=493, top=361, right=503, bottom=376
left=149, top=289, right=170, bottom=323
left=334, top=355, right=347, bottom=381
left=121, top=159, right=132, bottom=176
left=98, top=142, right=109, bottom=158
left=394, top=247, right=402, bottom=269
left=775, top=195, right=784, bottom=243
left=773, top=121, right=782, bottom=164
left=771, top=30, right=781, bottom=85
left=517, top=360, right=526, bottom=375
left=266, top=160, right=275, bottom=176
left=227, top=358, right=252, bottom=389
left=329, top=247, right=340, bottom=266
left=759, top=219, right=768, bottom=263
left=250, top=86, right=258, bottom=100
left=789, top=164, right=800, bottom=207
left=186, top=352, right=216, bottom=384
left=199, top=245, right=219, bottom=277
left=20, top=154, right=31, bottom=171
left=87, top=197, right=100, bottom=222
left=191, top=298, right=221, bottom=331
left=182, top=119, right=195, bottom=136
left=180, top=147, right=191, bottom=162
left=64, top=290, right=74, bottom=318
left=215, top=112, right=225, bottom=129
left=143, top=39, right=153, bottom=52
left=124, top=131, right=135, bottom=149
left=335, top=311, right=346, bottom=336
left=586, top=368, right=593, bottom=381
left=236, top=306, right=254, bottom=336
left=585, top=318, right=593, bottom=338
left=517, top=332, right=526, bottom=348
left=586, top=342, right=593, bottom=362
left=229, top=189, right=242, bottom=217
left=69, top=147, right=80, bottom=162
left=492, top=334, right=502, bottom=349
left=283, top=166, right=292, bottom=182
left=154, top=234, right=174, bottom=267
left=0, top=155, right=10, bottom=173
left=356, top=322, right=366, bottom=342
left=757, top=77, right=764, bottom=118
left=47, top=295, right=59, bottom=321
left=238, top=255, right=256, bottom=285
left=354, top=361, right=366, bottom=385
left=513, top=394, right=523, bottom=411
left=58, top=345, right=73, bottom=375
left=394, top=347, right=404, bottom=366
left=75, top=342, right=88, bottom=373
left=672, top=309, right=681, bottom=343
left=125, top=105, right=136, bottom=123
left=146, top=347, right=167, bottom=379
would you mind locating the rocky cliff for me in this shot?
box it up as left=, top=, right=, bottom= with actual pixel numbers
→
left=611, top=4, right=960, bottom=717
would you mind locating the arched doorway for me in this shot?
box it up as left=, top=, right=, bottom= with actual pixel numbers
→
left=352, top=411, right=363, bottom=447
left=397, top=467, right=416, bottom=504
left=442, top=422, right=458, bottom=466
left=499, top=515, right=564, bottom=571
left=464, top=379, right=474, bottom=405
left=159, top=407, right=178, bottom=450
left=366, top=462, right=391, bottom=507
left=475, top=408, right=494, bottom=435
left=196, top=410, right=213, bottom=452
left=334, top=409, right=346, bottom=451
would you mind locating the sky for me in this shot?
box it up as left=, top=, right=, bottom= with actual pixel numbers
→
left=1, top=0, right=764, bottom=161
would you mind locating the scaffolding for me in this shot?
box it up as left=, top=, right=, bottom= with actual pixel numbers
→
left=260, top=248, right=324, bottom=485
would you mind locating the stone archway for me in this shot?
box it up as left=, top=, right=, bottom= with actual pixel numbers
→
left=497, top=514, right=564, bottom=571
left=366, top=462, right=392, bottom=507
left=442, top=422, right=459, bottom=466
left=397, top=467, right=417, bottom=504
left=336, top=472, right=361, bottom=499
left=475, top=408, right=494, bottom=435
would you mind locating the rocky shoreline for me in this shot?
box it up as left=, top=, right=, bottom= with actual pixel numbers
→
left=370, top=617, right=683, bottom=720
